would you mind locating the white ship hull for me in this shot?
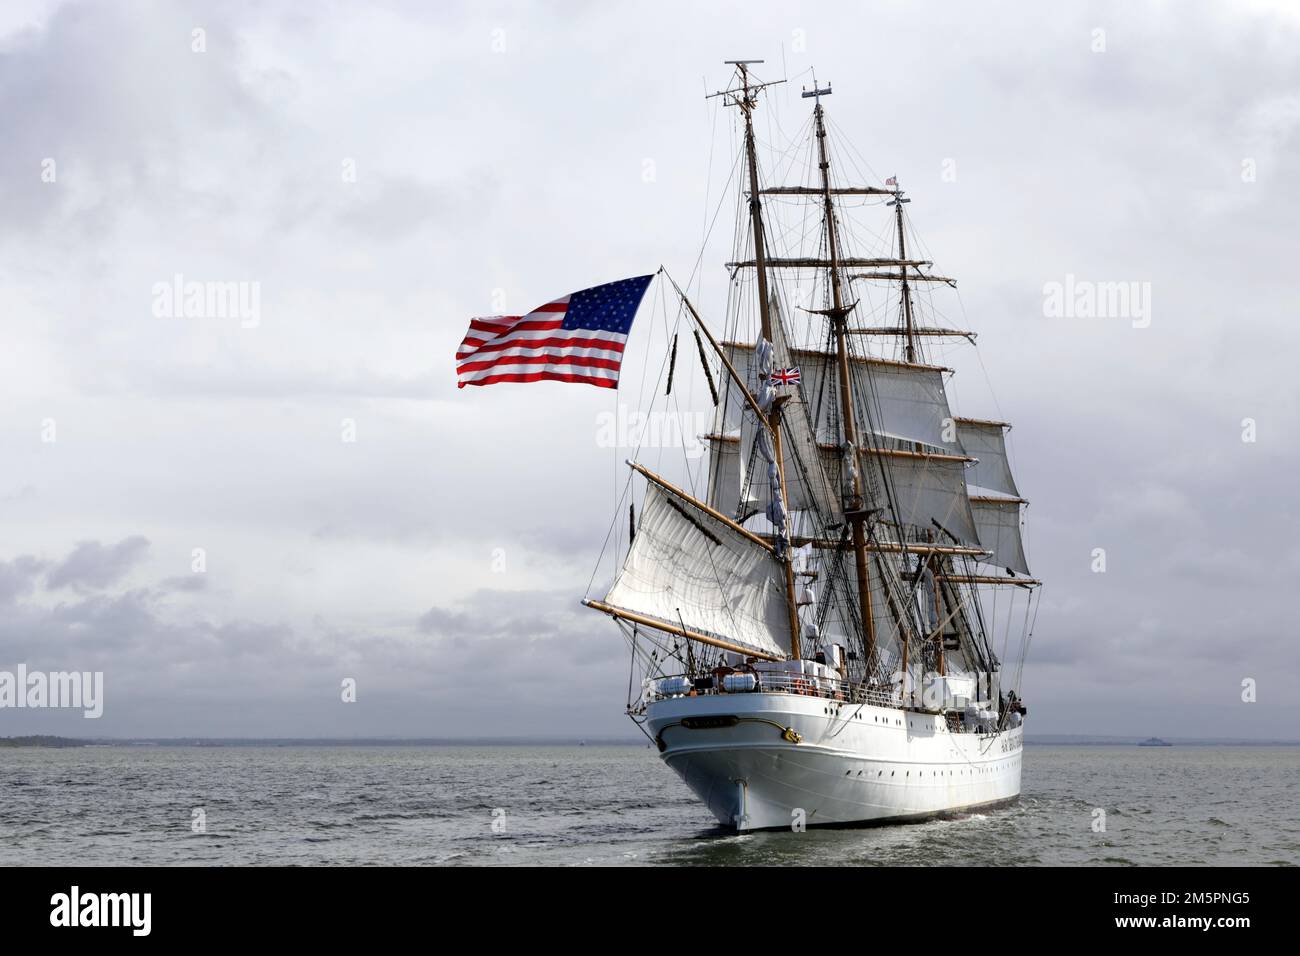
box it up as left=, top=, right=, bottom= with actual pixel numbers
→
left=647, top=691, right=1022, bottom=831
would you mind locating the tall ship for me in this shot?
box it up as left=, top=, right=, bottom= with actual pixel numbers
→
left=583, top=62, right=1040, bottom=831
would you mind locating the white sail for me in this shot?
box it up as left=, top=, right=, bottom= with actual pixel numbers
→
left=853, top=359, right=962, bottom=453
left=724, top=341, right=961, bottom=452
left=604, top=479, right=791, bottom=659
left=956, top=419, right=1020, bottom=498
left=970, top=497, right=1030, bottom=575
left=827, top=449, right=978, bottom=546
left=704, top=433, right=748, bottom=517
left=592, top=68, right=1035, bottom=833
left=704, top=344, right=752, bottom=515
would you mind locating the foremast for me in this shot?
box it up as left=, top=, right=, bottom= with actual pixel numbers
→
left=721, top=60, right=803, bottom=660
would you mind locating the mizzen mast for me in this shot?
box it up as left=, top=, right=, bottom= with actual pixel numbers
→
left=888, top=183, right=919, bottom=363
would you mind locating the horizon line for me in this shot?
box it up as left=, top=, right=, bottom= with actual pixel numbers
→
left=5, top=733, right=1300, bottom=746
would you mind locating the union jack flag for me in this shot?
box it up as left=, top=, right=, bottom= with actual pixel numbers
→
left=770, top=366, right=801, bottom=387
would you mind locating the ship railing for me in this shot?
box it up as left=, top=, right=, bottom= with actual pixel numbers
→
left=645, top=672, right=899, bottom=709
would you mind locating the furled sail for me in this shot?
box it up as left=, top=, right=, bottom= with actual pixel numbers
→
left=956, top=418, right=1020, bottom=498
left=970, top=497, right=1030, bottom=575
left=603, top=478, right=792, bottom=659
left=711, top=301, right=840, bottom=522
left=765, top=297, right=841, bottom=520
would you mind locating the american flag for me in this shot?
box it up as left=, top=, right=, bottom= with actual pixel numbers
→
left=885, top=176, right=897, bottom=187
left=456, top=275, right=653, bottom=390
left=771, top=366, right=801, bottom=386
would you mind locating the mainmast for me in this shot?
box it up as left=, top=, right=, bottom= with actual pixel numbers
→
left=805, top=81, right=878, bottom=675
left=721, top=60, right=802, bottom=660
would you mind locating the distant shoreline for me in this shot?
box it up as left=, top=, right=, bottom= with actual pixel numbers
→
left=4, top=734, right=1299, bottom=748
left=0, top=735, right=92, bottom=748
left=1024, top=736, right=1300, bottom=747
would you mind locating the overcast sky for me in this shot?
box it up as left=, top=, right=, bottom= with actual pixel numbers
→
left=1, top=0, right=1297, bottom=738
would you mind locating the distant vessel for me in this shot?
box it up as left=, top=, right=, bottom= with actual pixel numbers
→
left=585, top=62, right=1040, bottom=831
left=1138, top=737, right=1172, bottom=747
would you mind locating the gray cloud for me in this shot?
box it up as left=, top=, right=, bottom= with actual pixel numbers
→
left=0, top=536, right=622, bottom=736
left=45, top=536, right=150, bottom=591
left=0, top=2, right=266, bottom=236
left=159, top=574, right=209, bottom=592
left=0, top=555, right=47, bottom=605
left=0, top=0, right=1297, bottom=739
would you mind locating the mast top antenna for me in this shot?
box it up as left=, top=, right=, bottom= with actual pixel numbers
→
left=707, top=60, right=786, bottom=108
left=801, top=69, right=832, bottom=101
